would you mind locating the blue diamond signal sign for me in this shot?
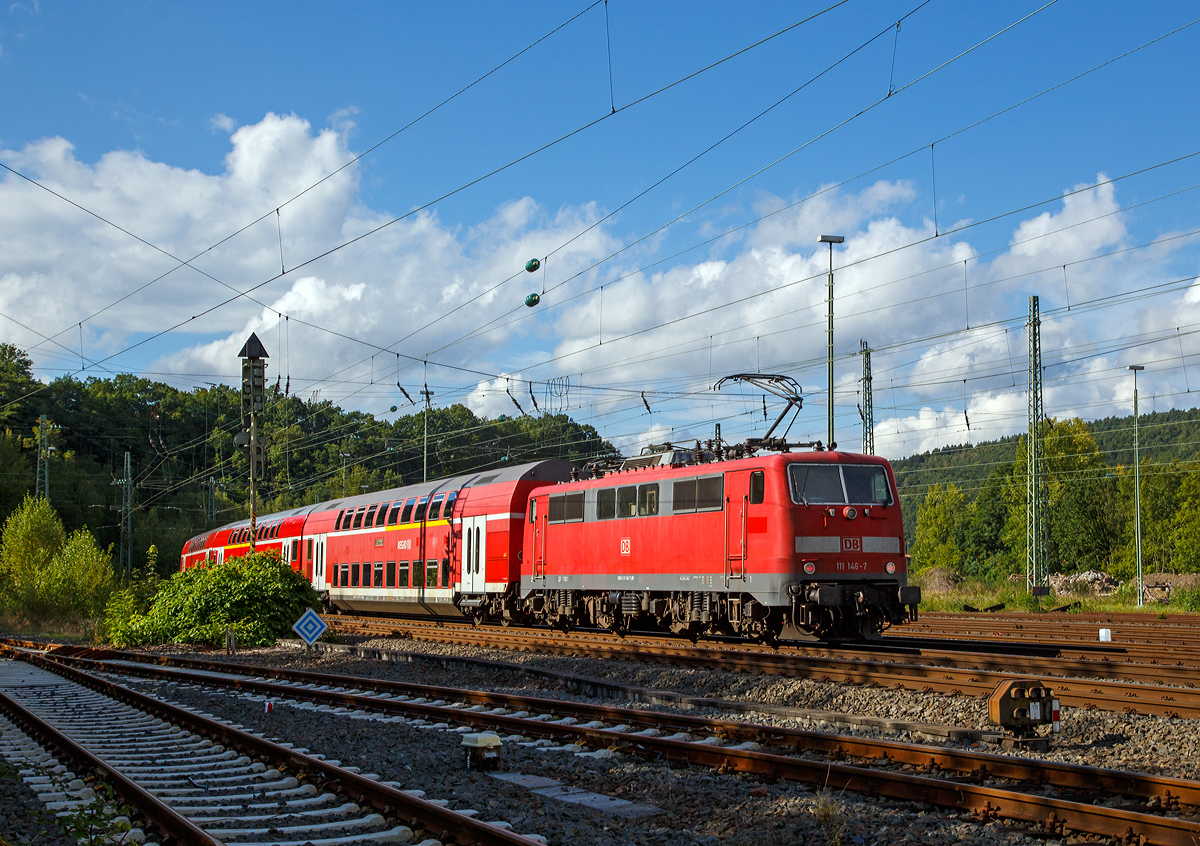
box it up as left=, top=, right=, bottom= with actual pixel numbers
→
left=293, top=608, right=328, bottom=646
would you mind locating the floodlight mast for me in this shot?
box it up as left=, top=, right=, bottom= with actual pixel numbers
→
left=714, top=373, right=819, bottom=453
left=819, top=235, right=844, bottom=450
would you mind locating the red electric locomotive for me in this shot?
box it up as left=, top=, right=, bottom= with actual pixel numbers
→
left=518, top=446, right=918, bottom=640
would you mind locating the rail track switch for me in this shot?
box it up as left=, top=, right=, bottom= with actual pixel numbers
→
left=988, top=680, right=1059, bottom=751
left=463, top=732, right=503, bottom=773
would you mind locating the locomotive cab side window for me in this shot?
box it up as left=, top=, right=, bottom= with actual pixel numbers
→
left=750, top=471, right=765, bottom=504
left=529, top=499, right=537, bottom=524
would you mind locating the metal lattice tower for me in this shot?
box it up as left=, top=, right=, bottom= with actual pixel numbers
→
left=860, top=340, right=874, bottom=454
left=35, top=415, right=50, bottom=503
left=1026, top=296, right=1048, bottom=593
left=120, top=451, right=132, bottom=578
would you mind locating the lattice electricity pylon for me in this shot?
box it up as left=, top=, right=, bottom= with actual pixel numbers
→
left=860, top=340, right=874, bottom=455
left=35, top=415, right=49, bottom=502
left=1026, top=296, right=1048, bottom=595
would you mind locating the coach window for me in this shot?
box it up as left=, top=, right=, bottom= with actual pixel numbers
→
left=339, top=563, right=349, bottom=587
left=307, top=539, right=313, bottom=562
left=440, top=558, right=450, bottom=588
left=377, top=502, right=392, bottom=525
left=364, top=504, right=379, bottom=527
left=387, top=502, right=401, bottom=525
left=428, top=494, right=446, bottom=520
left=842, top=464, right=893, bottom=505
left=350, top=563, right=360, bottom=588
left=697, top=476, right=724, bottom=511
left=397, top=560, right=410, bottom=588
left=444, top=492, right=457, bottom=516
left=413, top=559, right=425, bottom=588
left=352, top=506, right=367, bottom=529
left=386, top=561, right=396, bottom=588
left=414, top=496, right=430, bottom=523
left=638, top=484, right=659, bottom=516
left=597, top=488, right=616, bottom=520
left=334, top=510, right=345, bottom=531
left=427, top=560, right=439, bottom=589
left=400, top=498, right=417, bottom=523
left=373, top=562, right=384, bottom=588
left=291, top=540, right=300, bottom=561
left=617, top=486, right=637, bottom=517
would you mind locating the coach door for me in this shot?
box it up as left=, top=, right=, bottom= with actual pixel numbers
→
left=461, top=515, right=486, bottom=594
left=724, top=470, right=750, bottom=586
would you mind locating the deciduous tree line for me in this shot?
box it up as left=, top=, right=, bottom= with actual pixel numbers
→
left=907, top=417, right=1200, bottom=580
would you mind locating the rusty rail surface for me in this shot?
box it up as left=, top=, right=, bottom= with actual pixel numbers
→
left=21, top=645, right=1200, bottom=846
left=323, top=615, right=1200, bottom=718
left=0, top=646, right=544, bottom=846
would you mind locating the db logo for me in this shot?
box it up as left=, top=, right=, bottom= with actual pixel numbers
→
left=620, top=538, right=631, bottom=556
left=841, top=537, right=862, bottom=552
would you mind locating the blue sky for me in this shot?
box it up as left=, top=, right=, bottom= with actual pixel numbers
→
left=3, top=1, right=1200, bottom=465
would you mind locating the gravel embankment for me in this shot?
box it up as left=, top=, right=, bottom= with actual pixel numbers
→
left=0, top=760, right=79, bottom=846
left=101, top=636, right=1200, bottom=846
left=172, top=637, right=1200, bottom=780
left=119, top=673, right=1056, bottom=846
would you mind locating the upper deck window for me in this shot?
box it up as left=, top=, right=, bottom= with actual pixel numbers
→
left=789, top=464, right=892, bottom=506
left=386, top=502, right=402, bottom=525
left=352, top=506, right=367, bottom=529
left=414, top=496, right=430, bottom=523
left=401, top=498, right=416, bottom=523
left=444, top=491, right=457, bottom=516
left=428, top=494, right=446, bottom=521
left=364, top=504, right=380, bottom=527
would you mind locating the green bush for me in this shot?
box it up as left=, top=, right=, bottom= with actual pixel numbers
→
left=0, top=495, right=114, bottom=622
left=1175, top=587, right=1200, bottom=613
left=109, top=552, right=320, bottom=648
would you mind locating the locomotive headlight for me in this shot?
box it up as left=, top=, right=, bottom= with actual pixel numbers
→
left=843, top=506, right=857, bottom=519
left=803, top=562, right=816, bottom=574
left=885, top=561, right=896, bottom=574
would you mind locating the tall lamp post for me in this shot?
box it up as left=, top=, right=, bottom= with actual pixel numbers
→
left=1128, top=364, right=1144, bottom=607
left=819, top=235, right=844, bottom=449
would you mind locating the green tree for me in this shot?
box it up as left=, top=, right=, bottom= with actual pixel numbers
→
left=909, top=483, right=968, bottom=575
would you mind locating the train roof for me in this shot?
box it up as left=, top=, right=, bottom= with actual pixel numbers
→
left=203, top=458, right=575, bottom=535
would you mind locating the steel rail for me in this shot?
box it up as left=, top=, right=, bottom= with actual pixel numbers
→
left=327, top=616, right=1200, bottom=717
left=24, top=648, right=1200, bottom=846
left=0, top=688, right=224, bottom=846
left=37, top=648, right=1200, bottom=808
left=4, top=649, right=543, bottom=846
left=332, top=614, right=1200, bottom=686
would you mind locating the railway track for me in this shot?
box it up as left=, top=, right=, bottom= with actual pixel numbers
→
left=0, top=649, right=544, bottom=846
left=896, top=611, right=1200, bottom=649
left=10, top=641, right=1200, bottom=846
left=324, top=614, right=1200, bottom=718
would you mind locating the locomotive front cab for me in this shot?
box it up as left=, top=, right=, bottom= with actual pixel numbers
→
left=785, top=455, right=920, bottom=638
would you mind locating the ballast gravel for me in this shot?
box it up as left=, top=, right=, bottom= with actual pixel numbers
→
left=0, top=760, right=78, bottom=846
left=106, top=635, right=1200, bottom=845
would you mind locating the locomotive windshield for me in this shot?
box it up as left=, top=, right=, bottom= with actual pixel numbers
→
left=789, top=463, right=892, bottom=506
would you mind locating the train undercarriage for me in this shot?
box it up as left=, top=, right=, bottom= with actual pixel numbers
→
left=459, top=583, right=919, bottom=641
